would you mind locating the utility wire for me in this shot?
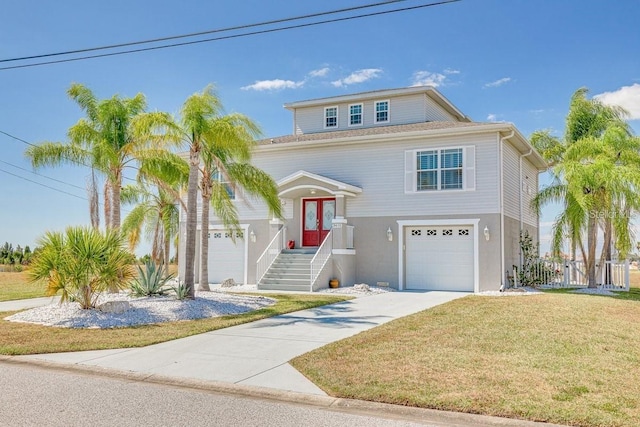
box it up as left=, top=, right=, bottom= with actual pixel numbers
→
left=0, top=0, right=460, bottom=71
left=0, top=167, right=87, bottom=201
left=0, top=159, right=86, bottom=191
left=0, top=0, right=410, bottom=63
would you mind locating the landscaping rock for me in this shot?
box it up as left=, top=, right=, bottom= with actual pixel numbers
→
left=221, top=278, right=237, bottom=288
left=353, top=283, right=370, bottom=292
left=97, top=300, right=130, bottom=314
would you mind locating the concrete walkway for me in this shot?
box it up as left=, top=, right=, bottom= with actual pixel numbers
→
left=13, top=291, right=467, bottom=395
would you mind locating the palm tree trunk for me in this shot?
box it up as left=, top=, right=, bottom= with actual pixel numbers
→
left=104, top=180, right=112, bottom=229
left=183, top=146, right=200, bottom=299
left=111, top=170, right=122, bottom=229
left=587, top=214, right=598, bottom=288
left=199, top=190, right=211, bottom=291
left=88, top=169, right=100, bottom=229
left=603, top=218, right=613, bottom=285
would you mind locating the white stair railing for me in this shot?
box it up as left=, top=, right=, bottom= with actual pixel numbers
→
left=256, top=227, right=286, bottom=284
left=310, top=231, right=333, bottom=289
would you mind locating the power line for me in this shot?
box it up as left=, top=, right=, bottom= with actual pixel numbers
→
left=0, top=0, right=461, bottom=71
left=0, top=167, right=87, bottom=201
left=0, top=159, right=86, bottom=191
left=0, top=0, right=410, bottom=63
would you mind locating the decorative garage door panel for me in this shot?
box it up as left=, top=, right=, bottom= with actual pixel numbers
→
left=405, top=226, right=474, bottom=291
left=207, top=230, right=245, bottom=284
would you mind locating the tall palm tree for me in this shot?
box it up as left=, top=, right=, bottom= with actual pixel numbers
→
left=178, top=85, right=282, bottom=297
left=533, top=89, right=640, bottom=287
left=25, top=83, right=176, bottom=229
left=197, top=114, right=281, bottom=290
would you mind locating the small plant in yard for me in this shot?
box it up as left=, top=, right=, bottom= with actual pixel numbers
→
left=130, top=260, right=175, bottom=297
left=514, top=230, right=558, bottom=287
left=171, top=282, right=189, bottom=300
left=29, top=226, right=135, bottom=309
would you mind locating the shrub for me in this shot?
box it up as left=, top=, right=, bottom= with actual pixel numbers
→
left=171, top=282, right=189, bottom=300
left=130, top=260, right=175, bottom=297
left=29, top=227, right=135, bottom=309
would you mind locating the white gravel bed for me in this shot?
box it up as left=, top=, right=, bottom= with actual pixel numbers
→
left=477, top=286, right=543, bottom=296
left=4, top=291, right=275, bottom=329
left=318, top=283, right=395, bottom=296
left=570, top=288, right=620, bottom=296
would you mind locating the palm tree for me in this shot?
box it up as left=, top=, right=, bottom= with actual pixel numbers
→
left=121, top=182, right=181, bottom=267
left=25, top=83, right=176, bottom=229
left=29, top=226, right=135, bottom=309
left=178, top=85, right=282, bottom=297
left=197, top=114, right=282, bottom=291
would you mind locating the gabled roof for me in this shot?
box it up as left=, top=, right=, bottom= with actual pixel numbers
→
left=277, top=170, right=362, bottom=198
left=283, top=86, right=471, bottom=122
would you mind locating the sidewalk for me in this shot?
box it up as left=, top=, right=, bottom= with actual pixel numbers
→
left=14, top=291, right=466, bottom=395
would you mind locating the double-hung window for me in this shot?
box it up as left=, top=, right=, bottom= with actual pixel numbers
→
left=349, top=103, right=363, bottom=126
left=324, top=106, right=338, bottom=128
left=406, top=146, right=475, bottom=193
left=374, top=100, right=389, bottom=123
left=213, top=170, right=236, bottom=200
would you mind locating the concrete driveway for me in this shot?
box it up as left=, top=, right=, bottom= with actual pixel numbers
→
left=17, top=291, right=467, bottom=395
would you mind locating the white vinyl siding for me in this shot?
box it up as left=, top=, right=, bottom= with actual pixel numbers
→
left=502, top=141, right=539, bottom=227
left=239, top=133, right=499, bottom=220
left=291, top=93, right=456, bottom=134
left=522, top=159, right=539, bottom=227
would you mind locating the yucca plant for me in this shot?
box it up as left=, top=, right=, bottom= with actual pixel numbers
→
left=171, top=282, right=189, bottom=300
left=29, top=226, right=135, bottom=309
left=130, top=260, right=175, bottom=297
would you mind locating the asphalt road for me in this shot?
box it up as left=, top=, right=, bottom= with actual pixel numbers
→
left=0, top=363, right=442, bottom=427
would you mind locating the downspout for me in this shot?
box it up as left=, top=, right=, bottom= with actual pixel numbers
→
left=498, top=130, right=514, bottom=291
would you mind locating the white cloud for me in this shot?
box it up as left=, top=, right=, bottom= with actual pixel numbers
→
left=484, top=77, right=512, bottom=88
left=487, top=113, right=499, bottom=122
left=241, top=79, right=304, bottom=91
left=411, top=71, right=447, bottom=87
left=308, top=67, right=330, bottom=78
left=444, top=68, right=460, bottom=75
left=594, top=83, right=640, bottom=120
left=331, top=68, right=382, bottom=87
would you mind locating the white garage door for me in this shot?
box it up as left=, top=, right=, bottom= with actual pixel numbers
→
left=207, top=229, right=245, bottom=284
left=405, top=225, right=474, bottom=291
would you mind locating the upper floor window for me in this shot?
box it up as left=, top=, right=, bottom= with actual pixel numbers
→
left=213, top=170, right=236, bottom=200
left=325, top=106, right=338, bottom=128
left=375, top=100, right=389, bottom=123
left=349, top=103, right=363, bottom=126
left=405, top=146, right=475, bottom=193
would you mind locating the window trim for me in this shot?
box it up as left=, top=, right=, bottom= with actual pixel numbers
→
left=374, top=99, right=390, bottom=124
left=324, top=106, right=339, bottom=129
left=348, top=103, right=363, bottom=127
left=405, top=145, right=475, bottom=194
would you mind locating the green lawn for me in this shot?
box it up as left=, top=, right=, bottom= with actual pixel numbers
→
left=292, top=293, right=640, bottom=427
left=0, top=271, right=46, bottom=301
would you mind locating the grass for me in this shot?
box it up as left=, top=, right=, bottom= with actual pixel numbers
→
left=0, top=271, right=46, bottom=301
left=0, top=293, right=349, bottom=355
left=292, top=293, right=640, bottom=427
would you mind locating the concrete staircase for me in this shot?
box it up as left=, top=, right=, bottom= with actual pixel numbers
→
left=258, top=249, right=317, bottom=292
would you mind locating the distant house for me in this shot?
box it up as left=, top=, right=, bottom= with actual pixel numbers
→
left=178, top=86, right=547, bottom=292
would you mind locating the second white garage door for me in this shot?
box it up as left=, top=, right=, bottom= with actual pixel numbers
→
left=206, top=229, right=246, bottom=284
left=405, top=225, right=474, bottom=292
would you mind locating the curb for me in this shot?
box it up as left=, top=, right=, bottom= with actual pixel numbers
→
left=1, top=355, right=566, bottom=427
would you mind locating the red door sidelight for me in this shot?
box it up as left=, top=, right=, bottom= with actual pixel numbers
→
left=302, top=198, right=335, bottom=247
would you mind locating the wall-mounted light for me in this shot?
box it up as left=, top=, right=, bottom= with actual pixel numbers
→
left=484, top=226, right=490, bottom=241
left=249, top=230, right=256, bottom=243
left=387, top=227, right=393, bottom=242
left=310, top=189, right=316, bottom=195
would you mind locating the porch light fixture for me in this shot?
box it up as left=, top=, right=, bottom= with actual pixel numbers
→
left=310, top=189, right=316, bottom=195
left=249, top=230, right=256, bottom=243
left=484, top=226, right=490, bottom=241
left=387, top=227, right=393, bottom=242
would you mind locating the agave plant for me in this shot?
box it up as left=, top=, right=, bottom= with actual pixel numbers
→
left=130, top=260, right=175, bottom=297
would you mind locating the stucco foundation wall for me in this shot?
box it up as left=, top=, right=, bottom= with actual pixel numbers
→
left=349, top=213, right=503, bottom=291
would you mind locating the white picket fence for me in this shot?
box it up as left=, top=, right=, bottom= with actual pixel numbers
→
left=511, top=258, right=630, bottom=291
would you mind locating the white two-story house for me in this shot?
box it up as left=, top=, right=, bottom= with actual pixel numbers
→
left=178, top=86, right=547, bottom=292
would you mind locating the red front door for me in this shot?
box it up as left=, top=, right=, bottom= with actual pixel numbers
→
left=302, top=198, right=335, bottom=247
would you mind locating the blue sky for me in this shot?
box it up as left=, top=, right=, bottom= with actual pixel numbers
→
left=1, top=0, right=639, bottom=255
